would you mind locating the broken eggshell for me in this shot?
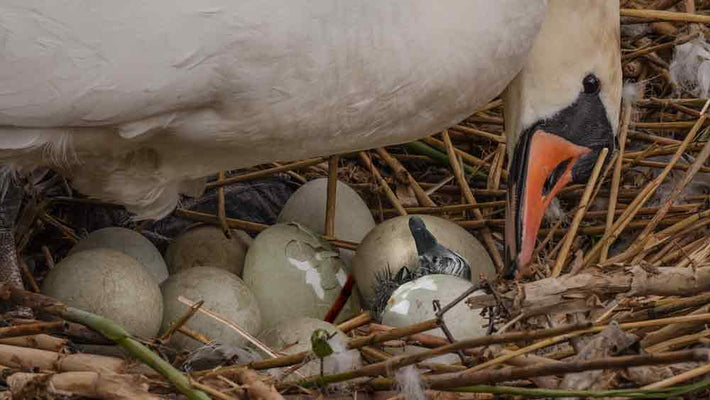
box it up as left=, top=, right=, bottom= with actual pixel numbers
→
left=257, top=317, right=361, bottom=380
left=165, top=225, right=248, bottom=277
left=42, top=248, right=163, bottom=338
left=352, top=215, right=494, bottom=310
left=160, top=266, right=261, bottom=350
left=382, top=274, right=487, bottom=364
left=277, top=178, right=375, bottom=266
left=242, top=223, right=360, bottom=330
left=69, top=227, right=168, bottom=284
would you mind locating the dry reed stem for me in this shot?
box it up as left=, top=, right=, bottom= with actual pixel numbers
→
left=377, top=201, right=506, bottom=216
left=206, top=157, right=325, bottom=188
left=620, top=8, right=710, bottom=23
left=552, top=148, right=608, bottom=277
left=621, top=32, right=700, bottom=61
left=441, top=130, right=503, bottom=271
left=584, top=105, right=708, bottom=266
left=424, top=350, right=709, bottom=389
left=0, top=344, right=125, bottom=373
left=174, top=209, right=358, bottom=250
left=159, top=300, right=204, bottom=342
left=270, top=162, right=307, bottom=183
left=375, top=148, right=436, bottom=207
left=615, top=101, right=710, bottom=264
left=189, top=378, right=240, bottom=400
left=177, top=327, right=212, bottom=345
left=199, top=318, right=441, bottom=377
left=452, top=125, right=506, bottom=143
left=0, top=321, right=66, bottom=339
left=422, top=136, right=508, bottom=179
left=19, top=259, right=39, bottom=293
left=178, top=296, right=277, bottom=358
left=465, top=313, right=710, bottom=375
left=287, top=323, right=591, bottom=388
left=359, top=151, right=408, bottom=216
left=217, top=171, right=230, bottom=237
left=236, top=368, right=286, bottom=400
left=602, top=100, right=633, bottom=262
left=325, top=155, right=339, bottom=238
left=0, top=334, right=67, bottom=352
left=642, top=362, right=710, bottom=389
left=336, top=312, right=372, bottom=333
left=645, top=329, right=710, bottom=353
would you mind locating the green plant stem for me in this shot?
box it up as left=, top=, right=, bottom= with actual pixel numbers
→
left=403, top=141, right=487, bottom=178
left=0, top=284, right=212, bottom=400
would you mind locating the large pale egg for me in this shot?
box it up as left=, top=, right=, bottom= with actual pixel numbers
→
left=277, top=178, right=375, bottom=265
left=381, top=274, right=486, bottom=364
left=258, top=317, right=361, bottom=379
left=242, top=223, right=360, bottom=330
left=383, top=274, right=487, bottom=339
left=42, top=249, right=163, bottom=337
left=165, top=225, right=248, bottom=276
left=70, top=227, right=168, bottom=284
left=160, top=266, right=261, bottom=350
left=352, top=215, right=494, bottom=309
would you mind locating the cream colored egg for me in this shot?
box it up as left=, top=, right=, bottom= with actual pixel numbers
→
left=382, top=274, right=487, bottom=340
left=70, top=227, right=168, bottom=283
left=242, top=223, right=360, bottom=330
left=165, top=225, right=248, bottom=276
left=258, top=317, right=361, bottom=379
left=160, top=266, right=261, bottom=350
left=42, top=249, right=163, bottom=337
left=277, top=178, right=375, bottom=265
left=352, top=215, right=494, bottom=309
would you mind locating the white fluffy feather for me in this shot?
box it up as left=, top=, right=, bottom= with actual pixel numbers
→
left=395, top=366, right=427, bottom=400
left=670, top=38, right=710, bottom=98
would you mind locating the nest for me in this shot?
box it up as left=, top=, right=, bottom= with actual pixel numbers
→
left=3, top=1, right=710, bottom=399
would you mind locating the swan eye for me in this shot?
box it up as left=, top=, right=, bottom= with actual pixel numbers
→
left=582, top=74, right=601, bottom=94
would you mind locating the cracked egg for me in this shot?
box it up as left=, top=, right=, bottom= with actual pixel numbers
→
left=242, top=223, right=360, bottom=330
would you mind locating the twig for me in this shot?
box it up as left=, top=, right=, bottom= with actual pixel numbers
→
left=584, top=101, right=709, bottom=266
left=552, top=148, right=608, bottom=276
left=376, top=147, right=436, bottom=207
left=602, top=100, right=633, bottom=262
left=359, top=151, right=407, bottom=216
left=441, top=130, right=503, bottom=272
left=285, top=323, right=591, bottom=388
left=206, top=157, right=325, bottom=188
left=159, top=300, right=204, bottom=342
left=325, top=155, right=339, bottom=238
left=620, top=8, right=710, bottom=23
left=424, top=350, right=710, bottom=389
left=174, top=209, right=358, bottom=250
left=336, top=311, right=372, bottom=333
left=178, top=296, right=276, bottom=358
left=643, top=363, right=710, bottom=389
left=217, top=171, right=231, bottom=237
left=611, top=101, right=710, bottom=264
left=0, top=321, right=67, bottom=338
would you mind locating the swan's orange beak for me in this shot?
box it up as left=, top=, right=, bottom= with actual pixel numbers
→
left=504, top=130, right=591, bottom=279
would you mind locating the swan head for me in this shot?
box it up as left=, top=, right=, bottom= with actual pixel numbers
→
left=502, top=0, right=621, bottom=279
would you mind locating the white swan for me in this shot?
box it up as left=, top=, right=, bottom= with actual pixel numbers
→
left=0, top=0, right=621, bottom=278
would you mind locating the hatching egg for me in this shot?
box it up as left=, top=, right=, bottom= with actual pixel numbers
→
left=382, top=274, right=487, bottom=339
left=277, top=178, right=375, bottom=265
left=242, top=223, right=360, bottom=330
left=70, top=227, right=168, bottom=284
left=165, top=225, right=248, bottom=276
left=42, top=248, right=163, bottom=337
left=160, top=266, right=261, bottom=350
left=352, top=215, right=494, bottom=309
